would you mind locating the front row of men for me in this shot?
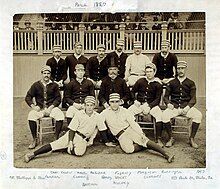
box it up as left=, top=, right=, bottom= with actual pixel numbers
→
left=24, top=60, right=202, bottom=163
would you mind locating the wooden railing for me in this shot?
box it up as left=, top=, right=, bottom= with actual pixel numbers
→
left=13, top=23, right=205, bottom=54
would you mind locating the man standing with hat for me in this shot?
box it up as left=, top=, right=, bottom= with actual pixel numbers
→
left=46, top=45, right=67, bottom=88
left=85, top=44, right=109, bottom=88
left=24, top=96, right=115, bottom=163
left=100, top=93, right=174, bottom=163
left=162, top=61, right=202, bottom=148
left=128, top=63, right=164, bottom=147
left=124, top=41, right=151, bottom=86
left=106, top=38, right=128, bottom=79
left=65, top=42, right=88, bottom=81
left=25, top=66, right=65, bottom=149
left=65, top=64, right=95, bottom=124
left=98, top=56, right=130, bottom=110
left=152, top=40, right=178, bottom=84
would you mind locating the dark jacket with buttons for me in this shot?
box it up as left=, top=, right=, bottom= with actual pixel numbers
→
left=65, top=54, right=88, bottom=80
left=65, top=79, right=95, bottom=105
left=25, top=81, right=61, bottom=109
left=46, top=57, right=67, bottom=82
left=106, top=51, right=128, bottom=78
left=164, top=77, right=196, bottom=108
left=98, top=76, right=131, bottom=105
left=131, top=78, right=163, bottom=108
left=85, top=56, right=108, bottom=81
left=152, top=52, right=178, bottom=80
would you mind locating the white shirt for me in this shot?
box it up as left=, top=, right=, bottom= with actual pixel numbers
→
left=100, top=107, right=142, bottom=136
left=54, top=57, right=60, bottom=63
left=74, top=54, right=81, bottom=60
left=125, top=53, right=151, bottom=78
left=68, top=110, right=106, bottom=138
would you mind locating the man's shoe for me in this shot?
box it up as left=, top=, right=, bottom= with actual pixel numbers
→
left=165, top=137, right=175, bottom=147
left=166, top=153, right=175, bottom=163
left=156, top=138, right=164, bottom=148
left=189, top=138, right=199, bottom=149
left=28, top=139, right=37, bottom=149
left=24, top=153, right=35, bottom=163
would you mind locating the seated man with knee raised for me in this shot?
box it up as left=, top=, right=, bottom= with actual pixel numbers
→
left=162, top=61, right=202, bottom=148
left=25, top=66, right=65, bottom=149
left=128, top=63, right=164, bottom=147
left=100, top=93, right=174, bottom=163
left=24, top=96, right=115, bottom=163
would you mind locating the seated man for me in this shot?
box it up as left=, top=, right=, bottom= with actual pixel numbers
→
left=24, top=96, right=115, bottom=163
left=65, top=64, right=95, bottom=124
left=46, top=45, right=67, bottom=89
left=100, top=93, right=174, bottom=163
left=98, top=57, right=131, bottom=111
left=128, top=63, right=164, bottom=147
left=25, top=66, right=65, bottom=149
left=162, top=61, right=203, bottom=148
left=124, top=41, right=151, bottom=86
left=85, top=44, right=109, bottom=89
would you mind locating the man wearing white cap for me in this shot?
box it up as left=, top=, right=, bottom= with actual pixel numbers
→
left=65, top=42, right=88, bottom=81
left=162, top=61, right=202, bottom=148
left=128, top=63, right=164, bottom=147
left=152, top=40, right=178, bottom=84
left=25, top=66, right=65, bottom=149
left=65, top=64, right=95, bottom=124
left=106, top=38, right=128, bottom=79
left=46, top=45, right=67, bottom=88
left=124, top=41, right=151, bottom=86
left=85, top=44, right=109, bottom=88
left=100, top=93, right=174, bottom=163
left=24, top=96, right=115, bottom=163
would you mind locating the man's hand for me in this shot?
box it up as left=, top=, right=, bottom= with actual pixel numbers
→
left=57, top=80, right=63, bottom=88
left=31, top=105, right=41, bottom=112
left=44, top=106, right=53, bottom=116
left=105, top=142, right=117, bottom=147
left=73, top=103, right=84, bottom=110
left=96, top=80, right=102, bottom=88
left=167, top=103, right=174, bottom=110
left=124, top=77, right=128, bottom=82
left=103, top=102, right=109, bottom=109
left=182, top=106, right=190, bottom=115
left=86, top=141, right=93, bottom=147
left=67, top=141, right=74, bottom=154
left=119, top=99, right=124, bottom=106
left=134, top=100, right=141, bottom=107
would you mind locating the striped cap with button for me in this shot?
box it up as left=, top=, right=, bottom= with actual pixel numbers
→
left=109, top=93, right=120, bottom=102
left=84, top=96, right=96, bottom=104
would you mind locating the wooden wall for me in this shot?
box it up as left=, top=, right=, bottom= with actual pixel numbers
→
left=13, top=53, right=205, bottom=97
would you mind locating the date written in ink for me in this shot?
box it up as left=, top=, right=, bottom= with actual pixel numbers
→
left=94, top=2, right=106, bottom=7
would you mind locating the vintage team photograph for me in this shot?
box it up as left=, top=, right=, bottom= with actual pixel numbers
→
left=13, top=12, right=206, bottom=169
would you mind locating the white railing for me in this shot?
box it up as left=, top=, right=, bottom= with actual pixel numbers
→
left=13, top=23, right=205, bottom=54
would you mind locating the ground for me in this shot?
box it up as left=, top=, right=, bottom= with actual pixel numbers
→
left=13, top=97, right=206, bottom=169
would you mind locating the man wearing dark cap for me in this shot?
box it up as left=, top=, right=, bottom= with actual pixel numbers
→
left=162, top=61, right=202, bottom=148
left=65, top=64, right=95, bottom=124
left=129, top=63, right=164, bottom=147
left=85, top=44, right=109, bottom=88
left=98, top=57, right=130, bottom=110
left=24, top=96, right=115, bottom=163
left=100, top=93, right=174, bottom=163
left=65, top=42, right=88, bottom=81
left=152, top=40, right=178, bottom=84
left=46, top=45, right=67, bottom=88
left=124, top=41, right=151, bottom=86
left=25, top=66, right=65, bottom=149
left=106, top=39, right=128, bottom=79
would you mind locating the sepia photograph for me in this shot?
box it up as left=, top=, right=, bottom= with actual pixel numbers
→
left=13, top=12, right=206, bottom=169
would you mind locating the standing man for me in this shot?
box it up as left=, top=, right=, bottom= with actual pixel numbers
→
left=152, top=40, right=178, bottom=84
left=46, top=45, right=67, bottom=89
left=98, top=57, right=131, bottom=110
left=100, top=93, right=174, bottom=163
left=65, top=64, right=95, bottom=124
left=162, top=61, right=202, bottom=148
left=85, top=44, right=109, bottom=89
left=128, top=63, right=164, bottom=147
left=25, top=66, right=65, bottom=149
left=106, top=39, right=128, bottom=79
left=124, top=41, right=151, bottom=86
left=24, top=96, right=115, bottom=163
left=65, top=42, right=88, bottom=81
